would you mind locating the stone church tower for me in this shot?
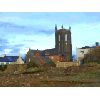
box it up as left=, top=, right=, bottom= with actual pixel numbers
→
left=55, top=25, right=72, bottom=61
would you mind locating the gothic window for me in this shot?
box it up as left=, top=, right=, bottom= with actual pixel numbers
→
left=65, top=34, right=67, bottom=41
left=29, top=58, right=30, bottom=62
left=59, top=35, right=60, bottom=41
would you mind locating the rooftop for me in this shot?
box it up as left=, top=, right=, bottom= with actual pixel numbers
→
left=0, top=56, right=19, bottom=62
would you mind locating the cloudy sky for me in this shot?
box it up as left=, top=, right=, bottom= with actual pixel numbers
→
left=0, top=12, right=100, bottom=56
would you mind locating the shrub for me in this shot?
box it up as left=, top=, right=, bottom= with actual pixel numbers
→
left=44, top=60, right=56, bottom=67
left=27, top=61, right=39, bottom=68
left=0, top=65, right=7, bottom=71
left=49, top=61, right=56, bottom=67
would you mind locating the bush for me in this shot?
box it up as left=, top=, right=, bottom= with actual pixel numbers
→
left=44, top=60, right=56, bottom=67
left=49, top=61, right=56, bottom=67
left=0, top=65, right=7, bottom=71
left=27, top=61, right=39, bottom=68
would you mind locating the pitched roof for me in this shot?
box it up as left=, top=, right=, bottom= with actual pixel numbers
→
left=0, top=56, right=19, bottom=62
left=29, top=49, right=45, bottom=56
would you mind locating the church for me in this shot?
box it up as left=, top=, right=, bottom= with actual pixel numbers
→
left=26, top=25, right=72, bottom=64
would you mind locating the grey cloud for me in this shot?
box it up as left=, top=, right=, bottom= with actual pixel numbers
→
left=0, top=21, right=54, bottom=35
left=0, top=21, right=30, bottom=33
left=23, top=39, right=36, bottom=42
left=9, top=48, right=20, bottom=54
left=0, top=38, right=25, bottom=55
left=37, top=29, right=54, bottom=35
left=0, top=38, right=9, bottom=44
left=0, top=38, right=9, bottom=51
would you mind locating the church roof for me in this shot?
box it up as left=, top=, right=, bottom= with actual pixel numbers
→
left=29, top=49, right=45, bottom=56
left=28, top=48, right=56, bottom=57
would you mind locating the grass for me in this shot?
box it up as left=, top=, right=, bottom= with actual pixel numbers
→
left=23, top=67, right=44, bottom=74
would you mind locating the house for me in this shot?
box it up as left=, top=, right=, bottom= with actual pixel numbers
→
left=76, top=42, right=100, bottom=64
left=0, top=55, right=24, bottom=65
left=76, top=46, right=92, bottom=64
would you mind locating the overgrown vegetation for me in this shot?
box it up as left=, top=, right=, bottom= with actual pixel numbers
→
left=0, top=65, right=7, bottom=71
left=0, top=64, right=100, bottom=86
left=43, top=60, right=56, bottom=67
left=23, top=67, right=44, bottom=74
left=24, top=61, right=44, bottom=74
left=84, top=47, right=100, bottom=64
left=27, top=61, right=39, bottom=68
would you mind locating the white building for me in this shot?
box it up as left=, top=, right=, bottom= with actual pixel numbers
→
left=76, top=46, right=92, bottom=64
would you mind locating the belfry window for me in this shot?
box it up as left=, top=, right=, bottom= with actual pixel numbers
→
left=65, top=34, right=67, bottom=41
left=29, top=58, right=30, bottom=62
left=59, top=35, right=60, bottom=41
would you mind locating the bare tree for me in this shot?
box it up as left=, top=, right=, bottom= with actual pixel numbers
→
left=84, top=46, right=100, bottom=63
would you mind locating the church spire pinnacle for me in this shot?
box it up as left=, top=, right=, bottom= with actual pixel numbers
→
left=55, top=24, right=57, bottom=31
left=18, top=51, right=21, bottom=58
left=69, top=26, right=71, bottom=31
left=61, top=25, right=63, bottom=29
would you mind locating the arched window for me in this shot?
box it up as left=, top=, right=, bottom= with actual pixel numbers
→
left=59, top=35, right=60, bottom=41
left=65, top=34, right=67, bottom=41
left=29, top=58, right=30, bottom=62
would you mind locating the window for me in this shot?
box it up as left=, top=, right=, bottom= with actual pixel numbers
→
left=65, top=34, right=67, bottom=41
left=29, top=58, right=30, bottom=62
left=80, top=51, right=84, bottom=54
left=59, top=35, right=60, bottom=41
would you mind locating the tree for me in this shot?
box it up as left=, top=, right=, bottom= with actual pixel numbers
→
left=84, top=47, right=100, bottom=63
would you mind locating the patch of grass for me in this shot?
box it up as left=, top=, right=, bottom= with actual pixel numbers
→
left=86, top=70, right=100, bottom=78
left=23, top=67, right=44, bottom=74
left=42, top=80, right=49, bottom=84
left=66, top=68, right=100, bottom=82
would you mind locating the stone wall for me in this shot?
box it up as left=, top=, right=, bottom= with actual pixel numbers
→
left=56, top=62, right=79, bottom=67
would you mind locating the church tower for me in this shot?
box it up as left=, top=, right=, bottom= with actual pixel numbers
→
left=55, top=25, right=72, bottom=61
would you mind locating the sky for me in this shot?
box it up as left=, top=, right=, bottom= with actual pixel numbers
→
left=0, top=12, right=100, bottom=56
